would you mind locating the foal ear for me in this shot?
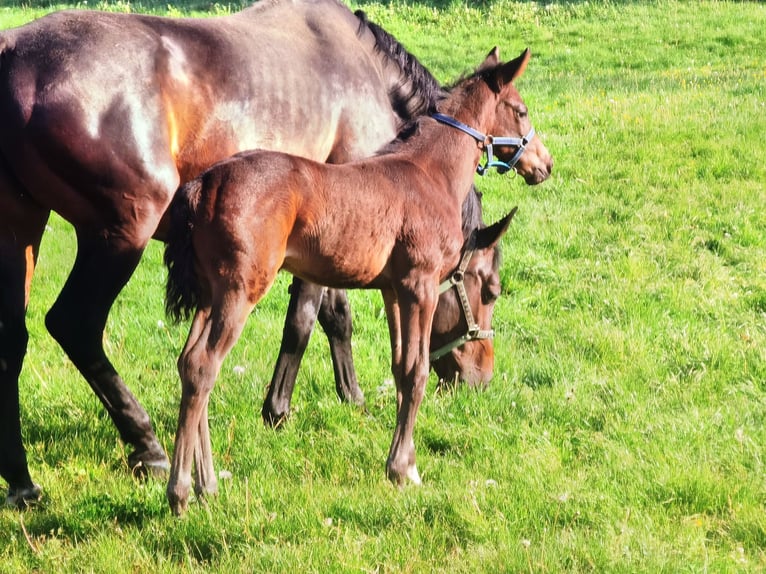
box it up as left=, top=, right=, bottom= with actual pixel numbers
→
left=495, top=48, right=531, bottom=88
left=478, top=47, right=501, bottom=71
left=475, top=206, right=518, bottom=250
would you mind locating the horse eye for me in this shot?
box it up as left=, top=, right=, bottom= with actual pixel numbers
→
left=482, top=283, right=501, bottom=304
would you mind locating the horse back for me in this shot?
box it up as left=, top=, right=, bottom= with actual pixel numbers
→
left=0, top=0, right=397, bottom=232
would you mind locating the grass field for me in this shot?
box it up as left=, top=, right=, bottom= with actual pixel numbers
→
left=1, top=1, right=765, bottom=572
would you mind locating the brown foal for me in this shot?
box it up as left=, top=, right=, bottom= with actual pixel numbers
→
left=164, top=48, right=552, bottom=514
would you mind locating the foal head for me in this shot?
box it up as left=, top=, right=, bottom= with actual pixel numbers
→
left=427, top=48, right=552, bottom=386
left=441, top=47, right=553, bottom=185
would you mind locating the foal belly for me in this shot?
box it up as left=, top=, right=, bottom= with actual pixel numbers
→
left=283, top=235, right=392, bottom=289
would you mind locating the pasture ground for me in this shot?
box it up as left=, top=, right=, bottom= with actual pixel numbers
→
left=1, top=1, right=765, bottom=572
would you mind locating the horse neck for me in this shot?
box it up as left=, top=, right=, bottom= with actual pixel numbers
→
left=357, top=12, right=445, bottom=125
left=461, top=187, right=485, bottom=239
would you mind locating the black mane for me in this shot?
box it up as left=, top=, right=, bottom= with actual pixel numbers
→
left=355, top=10, right=445, bottom=121
left=355, top=11, right=489, bottom=242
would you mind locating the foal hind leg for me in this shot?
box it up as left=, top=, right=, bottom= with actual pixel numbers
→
left=0, top=186, right=48, bottom=506
left=169, top=291, right=256, bottom=515
left=44, top=232, right=168, bottom=476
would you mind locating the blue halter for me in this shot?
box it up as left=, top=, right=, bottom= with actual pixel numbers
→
left=432, top=113, right=535, bottom=176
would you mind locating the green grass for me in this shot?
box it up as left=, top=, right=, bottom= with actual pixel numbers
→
left=2, top=0, right=766, bottom=572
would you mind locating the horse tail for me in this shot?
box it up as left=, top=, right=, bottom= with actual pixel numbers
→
left=164, top=179, right=202, bottom=323
left=354, top=10, right=445, bottom=120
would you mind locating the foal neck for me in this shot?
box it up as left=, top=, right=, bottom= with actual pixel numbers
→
left=423, top=79, right=498, bottom=200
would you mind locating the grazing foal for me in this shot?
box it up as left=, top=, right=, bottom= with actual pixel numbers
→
left=164, top=48, right=551, bottom=514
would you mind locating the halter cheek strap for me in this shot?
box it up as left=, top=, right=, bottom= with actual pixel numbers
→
left=431, top=113, right=535, bottom=176
left=429, top=231, right=494, bottom=362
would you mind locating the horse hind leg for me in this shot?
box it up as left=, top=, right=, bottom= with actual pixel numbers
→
left=0, top=179, right=48, bottom=507
left=44, top=231, right=169, bottom=477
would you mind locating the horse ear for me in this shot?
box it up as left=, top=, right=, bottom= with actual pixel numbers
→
left=495, top=48, right=531, bottom=88
left=475, top=206, right=518, bottom=250
left=478, top=47, right=501, bottom=71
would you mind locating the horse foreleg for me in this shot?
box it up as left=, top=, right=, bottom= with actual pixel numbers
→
left=262, top=278, right=324, bottom=426
left=44, top=233, right=168, bottom=477
left=318, top=288, right=364, bottom=406
left=383, top=280, right=437, bottom=486
left=264, top=279, right=364, bottom=426
left=0, top=186, right=48, bottom=507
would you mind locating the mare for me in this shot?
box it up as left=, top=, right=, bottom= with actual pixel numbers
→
left=0, top=0, right=554, bottom=508
left=163, top=47, right=552, bottom=514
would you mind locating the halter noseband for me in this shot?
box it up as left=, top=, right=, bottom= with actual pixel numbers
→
left=432, top=113, right=535, bottom=176
left=429, top=231, right=494, bottom=362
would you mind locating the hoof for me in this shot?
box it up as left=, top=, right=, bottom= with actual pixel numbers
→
left=167, top=484, right=190, bottom=517
left=5, top=484, right=42, bottom=510
left=128, top=447, right=170, bottom=479
left=338, top=383, right=365, bottom=407
left=406, top=465, right=422, bottom=485
left=168, top=496, right=189, bottom=517
left=262, top=407, right=289, bottom=429
left=386, top=462, right=422, bottom=486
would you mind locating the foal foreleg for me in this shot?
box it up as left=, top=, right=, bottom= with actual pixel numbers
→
left=382, top=282, right=438, bottom=485
left=382, top=290, right=403, bottom=411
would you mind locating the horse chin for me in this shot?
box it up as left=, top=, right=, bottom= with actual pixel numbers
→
left=433, top=361, right=491, bottom=389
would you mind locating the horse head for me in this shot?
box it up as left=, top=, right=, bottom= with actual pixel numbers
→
left=477, top=48, right=552, bottom=185
left=430, top=208, right=517, bottom=387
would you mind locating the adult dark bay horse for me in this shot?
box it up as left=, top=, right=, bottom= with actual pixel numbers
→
left=164, top=47, right=551, bottom=514
left=0, top=0, right=503, bottom=509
